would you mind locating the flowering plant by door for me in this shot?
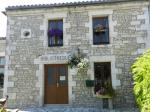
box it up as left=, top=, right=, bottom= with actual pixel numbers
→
left=68, top=48, right=89, bottom=72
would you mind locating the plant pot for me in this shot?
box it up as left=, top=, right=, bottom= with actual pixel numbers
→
left=85, top=80, right=95, bottom=87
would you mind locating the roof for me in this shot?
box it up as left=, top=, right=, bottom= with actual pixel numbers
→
left=6, top=0, right=148, bottom=11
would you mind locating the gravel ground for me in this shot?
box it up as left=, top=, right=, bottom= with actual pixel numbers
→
left=7, top=107, right=139, bottom=112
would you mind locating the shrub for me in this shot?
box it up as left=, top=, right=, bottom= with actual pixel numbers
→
left=131, top=50, right=150, bottom=112
left=0, top=107, right=7, bottom=112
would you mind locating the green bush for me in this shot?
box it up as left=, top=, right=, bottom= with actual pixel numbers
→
left=0, top=107, right=7, bottom=112
left=131, top=50, right=150, bottom=112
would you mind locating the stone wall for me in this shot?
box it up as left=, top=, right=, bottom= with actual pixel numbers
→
left=5, top=16, right=45, bottom=107
left=4, top=1, right=150, bottom=109
left=0, top=38, right=6, bottom=54
left=112, top=8, right=146, bottom=108
left=0, top=89, right=3, bottom=98
left=149, top=6, right=150, bottom=22
left=66, top=11, right=103, bottom=108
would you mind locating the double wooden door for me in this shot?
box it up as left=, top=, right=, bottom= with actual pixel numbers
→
left=44, top=64, right=68, bottom=104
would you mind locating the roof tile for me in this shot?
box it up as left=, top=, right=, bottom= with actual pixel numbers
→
left=5, top=0, right=147, bottom=10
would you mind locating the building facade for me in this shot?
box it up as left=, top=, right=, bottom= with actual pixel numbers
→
left=0, top=37, right=6, bottom=98
left=4, top=0, right=150, bottom=109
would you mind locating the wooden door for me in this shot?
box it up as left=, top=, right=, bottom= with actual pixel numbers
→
left=44, top=64, right=68, bottom=104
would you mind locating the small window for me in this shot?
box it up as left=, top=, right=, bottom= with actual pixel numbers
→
left=0, top=57, right=5, bottom=88
left=94, top=62, right=112, bottom=96
left=0, top=57, right=5, bottom=65
left=93, top=17, right=109, bottom=45
left=0, top=73, right=4, bottom=88
left=48, top=20, right=63, bottom=47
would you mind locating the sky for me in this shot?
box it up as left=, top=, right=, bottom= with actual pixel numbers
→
left=0, top=0, right=92, bottom=37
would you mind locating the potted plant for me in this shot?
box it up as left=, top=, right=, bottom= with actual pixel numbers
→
left=48, top=28, right=63, bottom=37
left=48, top=28, right=63, bottom=45
left=96, top=82, right=115, bottom=98
left=93, top=24, right=106, bottom=35
left=68, top=54, right=81, bottom=69
left=68, top=54, right=89, bottom=71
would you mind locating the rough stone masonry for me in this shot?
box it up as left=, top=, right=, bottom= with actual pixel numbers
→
left=3, top=0, right=150, bottom=109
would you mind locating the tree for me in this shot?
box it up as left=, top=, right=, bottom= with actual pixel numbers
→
left=131, top=50, right=150, bottom=111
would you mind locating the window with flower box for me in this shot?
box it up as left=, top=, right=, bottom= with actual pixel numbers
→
left=48, top=20, right=63, bottom=47
left=93, top=17, right=109, bottom=45
left=0, top=57, right=5, bottom=88
left=94, top=62, right=114, bottom=98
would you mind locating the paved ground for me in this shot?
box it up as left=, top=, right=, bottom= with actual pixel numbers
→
left=7, top=107, right=139, bottom=112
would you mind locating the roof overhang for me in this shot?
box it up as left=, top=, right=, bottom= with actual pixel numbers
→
left=5, top=0, right=149, bottom=11
left=2, top=11, right=6, bottom=16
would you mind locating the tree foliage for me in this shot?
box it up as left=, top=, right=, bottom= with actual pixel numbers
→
left=131, top=50, right=150, bottom=111
left=0, top=107, right=7, bottom=112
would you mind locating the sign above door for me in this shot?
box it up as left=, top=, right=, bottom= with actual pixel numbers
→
left=34, top=53, right=69, bottom=64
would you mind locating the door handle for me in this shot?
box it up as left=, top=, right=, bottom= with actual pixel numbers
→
left=57, top=82, right=59, bottom=87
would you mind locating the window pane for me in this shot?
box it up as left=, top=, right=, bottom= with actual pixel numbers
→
left=0, top=68, right=4, bottom=88
left=48, top=20, right=63, bottom=47
left=0, top=73, right=4, bottom=88
left=58, top=66, right=67, bottom=86
left=49, top=21, right=56, bottom=30
left=94, top=62, right=112, bottom=95
left=57, top=20, right=63, bottom=30
left=0, top=57, right=5, bottom=65
left=0, top=68, right=4, bottom=74
left=48, top=67, right=55, bottom=85
left=93, top=17, right=109, bottom=45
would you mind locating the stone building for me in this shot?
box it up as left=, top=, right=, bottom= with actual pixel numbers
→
left=0, top=37, right=6, bottom=97
left=3, top=0, right=150, bottom=109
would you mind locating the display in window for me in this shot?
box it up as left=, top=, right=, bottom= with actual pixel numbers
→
left=93, top=17, right=109, bottom=45
left=48, top=20, right=63, bottom=47
left=94, top=62, right=114, bottom=98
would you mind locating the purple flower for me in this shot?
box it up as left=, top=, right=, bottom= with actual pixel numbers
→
left=48, top=29, right=63, bottom=37
left=96, top=87, right=106, bottom=95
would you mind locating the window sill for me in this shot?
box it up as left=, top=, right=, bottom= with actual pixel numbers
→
left=95, top=94, right=112, bottom=99
left=92, top=44, right=112, bottom=48
left=48, top=45, right=63, bottom=47
left=47, top=45, right=69, bottom=50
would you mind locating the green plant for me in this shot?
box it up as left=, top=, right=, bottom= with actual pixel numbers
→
left=68, top=55, right=89, bottom=70
left=95, top=81, right=115, bottom=98
left=105, top=82, right=115, bottom=97
left=0, top=107, right=7, bottom=112
left=131, top=50, right=150, bottom=112
left=68, top=55, right=81, bottom=68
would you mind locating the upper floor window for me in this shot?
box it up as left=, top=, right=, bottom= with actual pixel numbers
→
left=93, top=17, right=109, bottom=45
left=48, top=20, right=63, bottom=47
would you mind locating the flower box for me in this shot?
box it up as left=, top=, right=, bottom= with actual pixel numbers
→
left=94, top=29, right=106, bottom=33
left=85, top=80, right=95, bottom=87
left=96, top=94, right=112, bottom=99
left=93, top=24, right=106, bottom=34
left=48, top=29, right=63, bottom=37
left=95, top=84, right=115, bottom=98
